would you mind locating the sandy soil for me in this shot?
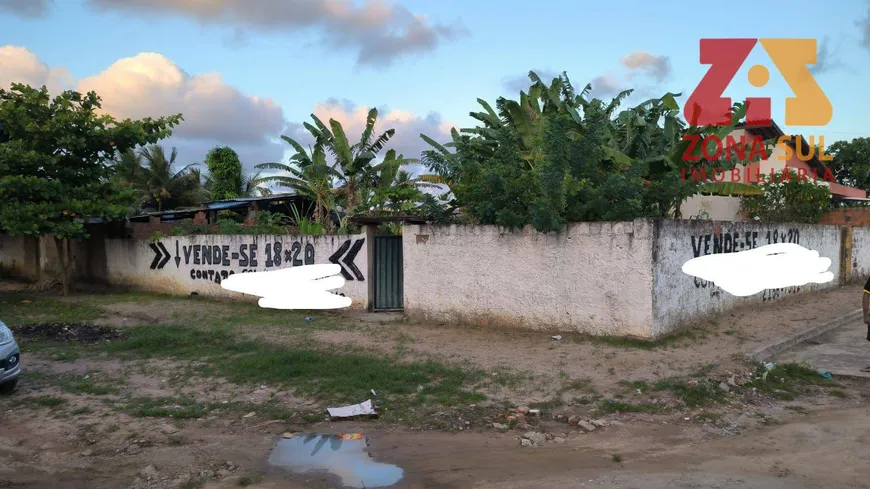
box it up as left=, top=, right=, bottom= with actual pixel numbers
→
left=2, top=357, right=869, bottom=489
left=1, top=282, right=869, bottom=488
left=319, top=285, right=865, bottom=403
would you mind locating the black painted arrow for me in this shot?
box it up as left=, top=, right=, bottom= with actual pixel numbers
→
left=149, top=242, right=171, bottom=270
left=329, top=240, right=352, bottom=280
left=174, top=241, right=181, bottom=268
left=342, top=238, right=365, bottom=281
left=157, top=242, right=171, bottom=269
left=148, top=243, right=162, bottom=269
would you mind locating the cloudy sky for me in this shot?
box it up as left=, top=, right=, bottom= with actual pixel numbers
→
left=1, top=0, right=869, bottom=176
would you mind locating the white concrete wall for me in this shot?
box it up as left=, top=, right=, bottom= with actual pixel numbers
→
left=680, top=195, right=744, bottom=221
left=105, top=234, right=369, bottom=308
left=652, top=220, right=842, bottom=336
left=402, top=221, right=657, bottom=337
left=850, top=227, right=870, bottom=281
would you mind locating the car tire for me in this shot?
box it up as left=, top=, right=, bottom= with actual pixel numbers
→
left=0, top=379, right=18, bottom=394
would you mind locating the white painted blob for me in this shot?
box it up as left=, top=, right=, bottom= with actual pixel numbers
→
left=681, top=243, right=834, bottom=297
left=220, top=264, right=352, bottom=309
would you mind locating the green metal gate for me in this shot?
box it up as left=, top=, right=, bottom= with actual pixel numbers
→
left=373, top=235, right=403, bottom=311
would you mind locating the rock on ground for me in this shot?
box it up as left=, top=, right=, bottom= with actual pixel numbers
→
left=522, top=432, right=547, bottom=446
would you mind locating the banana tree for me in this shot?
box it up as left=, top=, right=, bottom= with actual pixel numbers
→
left=295, top=108, right=395, bottom=218
left=256, top=137, right=340, bottom=230
left=359, top=149, right=438, bottom=215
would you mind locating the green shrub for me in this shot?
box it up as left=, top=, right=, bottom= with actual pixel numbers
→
left=740, top=169, right=832, bottom=223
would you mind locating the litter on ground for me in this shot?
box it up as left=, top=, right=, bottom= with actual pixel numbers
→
left=327, top=400, right=376, bottom=419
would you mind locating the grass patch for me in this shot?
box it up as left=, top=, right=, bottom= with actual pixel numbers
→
left=97, top=324, right=485, bottom=406
left=0, top=295, right=103, bottom=325
left=618, top=380, right=651, bottom=393
left=598, top=399, right=666, bottom=414
left=168, top=434, right=186, bottom=445
left=829, top=389, right=847, bottom=398
left=612, top=454, right=622, bottom=463
left=59, top=378, right=119, bottom=396
left=24, top=395, right=67, bottom=408
left=238, top=475, right=264, bottom=487
left=180, top=477, right=208, bottom=489
left=9, top=294, right=486, bottom=418
left=744, top=363, right=834, bottom=400
left=572, top=327, right=704, bottom=350
left=122, top=395, right=313, bottom=424
left=71, top=406, right=92, bottom=415
left=668, top=380, right=727, bottom=408
left=123, top=396, right=210, bottom=419
left=695, top=411, right=720, bottom=423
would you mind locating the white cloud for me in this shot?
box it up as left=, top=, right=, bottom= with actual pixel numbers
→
left=84, top=0, right=467, bottom=67
left=0, top=45, right=73, bottom=93
left=77, top=53, right=285, bottom=146
left=0, top=46, right=453, bottom=181
left=0, top=46, right=288, bottom=174
left=162, top=137, right=286, bottom=176
left=589, top=73, right=624, bottom=98
left=620, top=50, right=672, bottom=81
left=501, top=53, right=672, bottom=101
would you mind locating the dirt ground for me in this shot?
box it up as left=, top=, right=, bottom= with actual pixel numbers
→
left=1, top=281, right=869, bottom=488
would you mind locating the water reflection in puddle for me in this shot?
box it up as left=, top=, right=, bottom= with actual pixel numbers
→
left=268, top=433, right=403, bottom=488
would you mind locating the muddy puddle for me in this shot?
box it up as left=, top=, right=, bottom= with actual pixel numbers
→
left=267, top=433, right=403, bottom=488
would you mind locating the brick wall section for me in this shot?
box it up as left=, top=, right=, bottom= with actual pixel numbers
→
left=130, top=217, right=174, bottom=240
left=130, top=212, right=212, bottom=239
left=820, top=208, right=870, bottom=226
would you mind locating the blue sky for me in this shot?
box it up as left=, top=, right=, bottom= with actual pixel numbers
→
left=1, top=0, right=869, bottom=172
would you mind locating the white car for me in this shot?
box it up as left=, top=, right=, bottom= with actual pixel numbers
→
left=0, top=321, right=20, bottom=393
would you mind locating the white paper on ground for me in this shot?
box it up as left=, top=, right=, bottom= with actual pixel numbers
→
left=327, top=399, right=376, bottom=418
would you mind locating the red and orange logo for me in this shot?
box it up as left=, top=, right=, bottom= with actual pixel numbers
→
left=684, top=39, right=832, bottom=127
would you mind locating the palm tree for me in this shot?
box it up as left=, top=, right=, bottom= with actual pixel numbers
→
left=139, top=145, right=206, bottom=212
left=113, top=149, right=145, bottom=183
left=256, top=139, right=340, bottom=230
left=109, top=149, right=151, bottom=213
left=197, top=168, right=273, bottom=198
left=242, top=170, right=273, bottom=197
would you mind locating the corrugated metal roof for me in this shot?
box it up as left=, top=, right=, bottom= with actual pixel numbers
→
left=207, top=201, right=246, bottom=210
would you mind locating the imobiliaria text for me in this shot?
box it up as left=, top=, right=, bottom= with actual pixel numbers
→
left=681, top=133, right=835, bottom=183
left=682, top=165, right=836, bottom=184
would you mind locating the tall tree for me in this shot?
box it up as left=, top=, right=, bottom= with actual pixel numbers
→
left=419, top=71, right=765, bottom=230
left=139, top=145, right=205, bottom=212
left=110, top=148, right=149, bottom=214
left=826, top=137, right=870, bottom=191
left=0, top=83, right=181, bottom=294
left=257, top=138, right=340, bottom=230
left=204, top=146, right=243, bottom=201
left=360, top=149, right=434, bottom=215
left=198, top=167, right=273, bottom=198
left=300, top=108, right=395, bottom=219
